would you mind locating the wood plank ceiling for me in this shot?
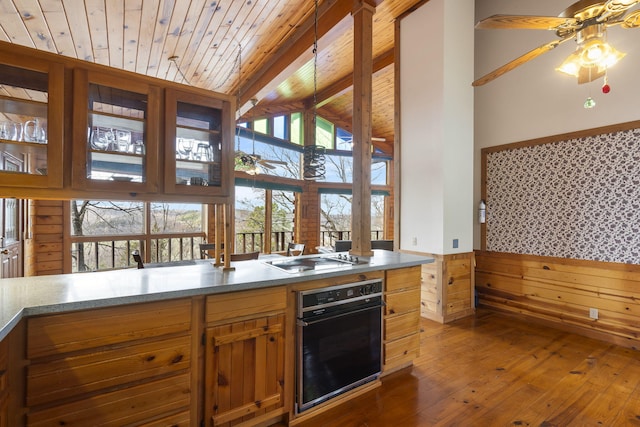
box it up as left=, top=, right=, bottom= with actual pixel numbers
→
left=0, top=0, right=425, bottom=154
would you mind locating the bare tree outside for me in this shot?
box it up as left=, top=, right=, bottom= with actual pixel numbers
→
left=70, top=200, right=144, bottom=272
left=71, top=201, right=204, bottom=271
left=234, top=127, right=388, bottom=249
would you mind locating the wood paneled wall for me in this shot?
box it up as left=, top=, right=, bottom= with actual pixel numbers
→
left=405, top=251, right=475, bottom=323
left=476, top=250, right=640, bottom=350
left=24, top=200, right=64, bottom=276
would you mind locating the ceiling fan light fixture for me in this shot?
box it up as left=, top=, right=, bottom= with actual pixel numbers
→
left=556, top=38, right=625, bottom=79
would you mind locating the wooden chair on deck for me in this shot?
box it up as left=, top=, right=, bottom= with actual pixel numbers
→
left=200, top=243, right=223, bottom=259
left=229, top=251, right=260, bottom=261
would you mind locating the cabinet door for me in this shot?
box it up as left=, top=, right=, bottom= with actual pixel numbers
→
left=0, top=335, right=7, bottom=427
left=164, top=88, right=233, bottom=198
left=72, top=68, right=160, bottom=193
left=205, top=314, right=285, bottom=426
left=0, top=48, right=64, bottom=189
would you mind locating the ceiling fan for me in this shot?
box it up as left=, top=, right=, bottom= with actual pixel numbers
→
left=235, top=149, right=287, bottom=175
left=473, top=0, right=640, bottom=86
left=235, top=99, right=287, bottom=175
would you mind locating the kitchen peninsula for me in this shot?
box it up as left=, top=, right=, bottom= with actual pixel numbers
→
left=0, top=250, right=431, bottom=426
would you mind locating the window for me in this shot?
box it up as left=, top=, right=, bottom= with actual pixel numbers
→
left=291, top=112, right=303, bottom=144
left=235, top=186, right=266, bottom=253
left=254, top=118, right=268, bottom=134
left=273, top=115, right=287, bottom=140
left=272, top=190, right=295, bottom=249
left=70, top=200, right=204, bottom=272
left=336, top=128, right=353, bottom=151
left=319, top=192, right=387, bottom=246
left=235, top=185, right=297, bottom=253
left=320, top=193, right=351, bottom=245
left=315, top=116, right=334, bottom=149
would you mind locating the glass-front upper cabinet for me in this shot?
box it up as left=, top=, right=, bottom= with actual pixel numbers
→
left=164, top=89, right=233, bottom=198
left=72, top=69, right=160, bottom=192
left=0, top=53, right=64, bottom=189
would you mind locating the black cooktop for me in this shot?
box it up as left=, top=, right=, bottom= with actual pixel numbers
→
left=264, top=254, right=367, bottom=273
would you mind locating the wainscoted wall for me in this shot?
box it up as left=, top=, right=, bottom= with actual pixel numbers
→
left=25, top=200, right=64, bottom=276
left=478, top=121, right=640, bottom=348
left=404, top=251, right=474, bottom=323
left=476, top=251, right=640, bottom=349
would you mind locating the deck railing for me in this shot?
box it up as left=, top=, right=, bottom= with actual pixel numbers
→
left=70, top=230, right=384, bottom=272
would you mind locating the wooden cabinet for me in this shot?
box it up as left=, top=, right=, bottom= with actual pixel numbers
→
left=205, top=287, right=287, bottom=426
left=0, top=319, right=26, bottom=427
left=0, top=330, right=8, bottom=427
left=164, top=88, right=234, bottom=198
left=383, top=266, right=421, bottom=374
left=0, top=41, right=235, bottom=201
left=72, top=68, right=161, bottom=193
left=0, top=45, right=64, bottom=189
left=25, top=299, right=194, bottom=426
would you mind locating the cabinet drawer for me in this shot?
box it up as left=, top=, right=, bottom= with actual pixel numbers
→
left=386, top=266, right=421, bottom=293
left=385, top=287, right=420, bottom=316
left=27, top=299, right=192, bottom=359
left=0, top=337, right=6, bottom=396
left=384, top=333, right=420, bottom=367
left=206, top=287, right=286, bottom=324
left=137, top=410, right=191, bottom=427
left=27, top=334, right=191, bottom=407
left=27, top=373, right=191, bottom=427
left=385, top=310, right=420, bottom=342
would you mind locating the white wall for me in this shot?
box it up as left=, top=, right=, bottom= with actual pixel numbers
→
left=473, top=0, right=640, bottom=248
left=399, top=0, right=475, bottom=255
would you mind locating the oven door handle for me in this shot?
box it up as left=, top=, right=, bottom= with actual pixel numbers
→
left=297, top=302, right=385, bottom=327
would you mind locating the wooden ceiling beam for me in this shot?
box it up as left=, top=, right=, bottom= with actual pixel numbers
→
left=314, top=48, right=394, bottom=108
left=237, top=0, right=353, bottom=112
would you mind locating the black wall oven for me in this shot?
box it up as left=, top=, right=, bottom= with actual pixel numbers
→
left=296, top=279, right=384, bottom=413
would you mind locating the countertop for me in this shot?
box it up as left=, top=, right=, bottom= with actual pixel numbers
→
left=0, top=250, right=432, bottom=341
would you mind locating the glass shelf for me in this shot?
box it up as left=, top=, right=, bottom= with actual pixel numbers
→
left=165, top=89, right=229, bottom=196
left=75, top=76, right=153, bottom=189
left=0, top=58, right=62, bottom=187
left=155, top=86, right=232, bottom=198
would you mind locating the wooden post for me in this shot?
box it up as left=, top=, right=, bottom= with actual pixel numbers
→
left=214, top=204, right=223, bottom=266
left=222, top=203, right=233, bottom=271
left=350, top=0, right=375, bottom=257
left=265, top=189, right=273, bottom=253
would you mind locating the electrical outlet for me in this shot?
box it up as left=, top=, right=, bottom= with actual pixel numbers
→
left=589, top=308, right=598, bottom=320
left=412, top=237, right=417, bottom=246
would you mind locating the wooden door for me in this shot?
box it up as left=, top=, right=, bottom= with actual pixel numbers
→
left=1, top=197, right=22, bottom=279
left=0, top=243, right=20, bottom=279
left=205, top=313, right=285, bottom=426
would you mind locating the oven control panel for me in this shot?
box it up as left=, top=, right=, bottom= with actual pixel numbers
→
left=300, top=279, right=383, bottom=310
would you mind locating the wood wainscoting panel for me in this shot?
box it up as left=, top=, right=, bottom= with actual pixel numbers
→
left=403, top=251, right=475, bottom=324
left=475, top=250, right=640, bottom=349
left=25, top=200, right=64, bottom=276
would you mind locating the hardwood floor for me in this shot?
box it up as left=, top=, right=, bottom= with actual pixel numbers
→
left=294, top=309, right=640, bottom=426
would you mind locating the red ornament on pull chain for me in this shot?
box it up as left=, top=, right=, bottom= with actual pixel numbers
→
left=602, top=75, right=611, bottom=94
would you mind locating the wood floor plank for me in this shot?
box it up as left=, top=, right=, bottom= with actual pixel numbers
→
left=293, top=309, right=640, bottom=427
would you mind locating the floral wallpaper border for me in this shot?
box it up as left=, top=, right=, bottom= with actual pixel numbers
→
left=485, top=127, right=640, bottom=264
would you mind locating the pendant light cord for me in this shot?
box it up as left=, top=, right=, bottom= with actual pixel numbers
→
left=313, top=0, right=318, bottom=126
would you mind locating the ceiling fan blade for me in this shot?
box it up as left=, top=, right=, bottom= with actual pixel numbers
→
left=621, top=9, right=640, bottom=27
left=258, top=162, right=276, bottom=170
left=472, top=35, right=575, bottom=87
left=600, top=0, right=640, bottom=19
left=260, top=159, right=288, bottom=165
left=476, top=14, right=577, bottom=30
